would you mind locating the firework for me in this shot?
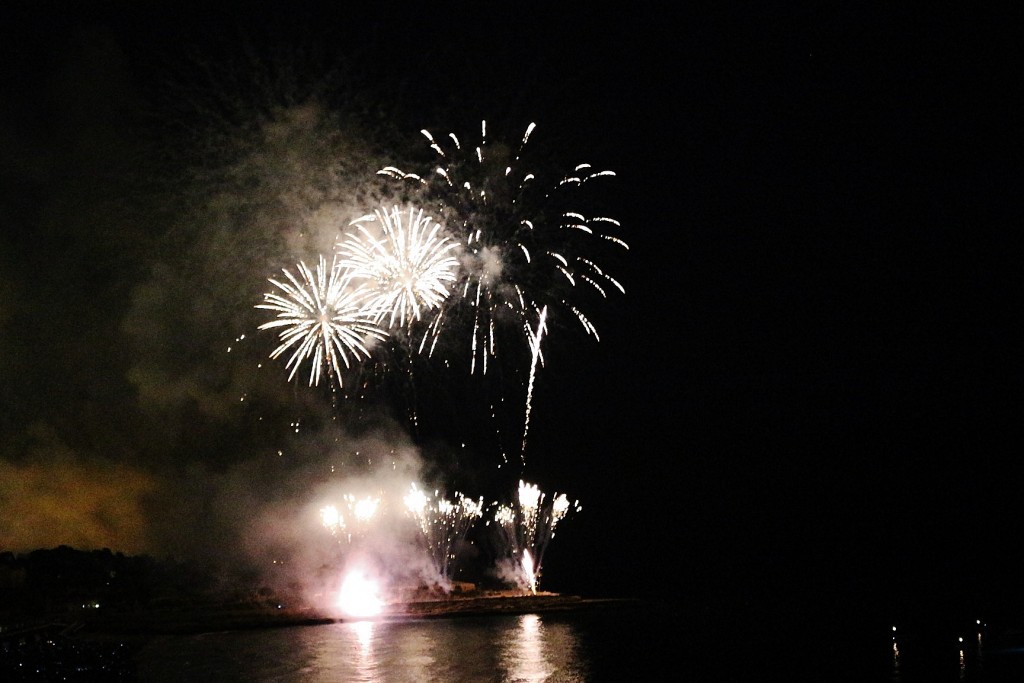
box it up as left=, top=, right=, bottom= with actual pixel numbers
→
left=491, top=480, right=580, bottom=594
left=379, top=121, right=627, bottom=376
left=338, top=205, right=460, bottom=341
left=320, top=493, right=382, bottom=545
left=404, top=483, right=484, bottom=584
left=520, top=306, right=548, bottom=456
left=256, top=255, right=388, bottom=387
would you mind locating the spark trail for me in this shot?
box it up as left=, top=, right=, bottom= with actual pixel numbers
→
left=520, top=306, right=548, bottom=460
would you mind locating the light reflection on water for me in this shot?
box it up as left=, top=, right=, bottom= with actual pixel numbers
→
left=136, top=613, right=588, bottom=682
left=131, top=604, right=1024, bottom=681
left=882, top=619, right=1024, bottom=682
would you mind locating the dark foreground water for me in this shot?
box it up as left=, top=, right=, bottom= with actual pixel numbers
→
left=131, top=602, right=1024, bottom=682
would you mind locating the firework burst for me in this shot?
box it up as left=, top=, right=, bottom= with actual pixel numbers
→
left=256, top=255, right=388, bottom=387
left=379, top=121, right=627, bottom=377
left=337, top=205, right=460, bottom=345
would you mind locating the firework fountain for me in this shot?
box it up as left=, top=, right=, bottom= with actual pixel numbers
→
left=248, top=120, right=612, bottom=606
left=317, top=489, right=390, bottom=617
left=491, top=480, right=581, bottom=594
left=403, top=483, right=484, bottom=589
left=320, top=492, right=382, bottom=545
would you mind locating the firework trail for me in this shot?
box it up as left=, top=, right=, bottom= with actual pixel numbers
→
left=256, top=255, right=388, bottom=387
left=403, top=483, right=484, bottom=585
left=491, top=480, right=580, bottom=594
left=520, top=306, right=548, bottom=460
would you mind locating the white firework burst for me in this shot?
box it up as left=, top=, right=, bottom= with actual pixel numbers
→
left=379, top=121, right=627, bottom=375
left=256, top=254, right=387, bottom=387
left=337, top=205, right=460, bottom=339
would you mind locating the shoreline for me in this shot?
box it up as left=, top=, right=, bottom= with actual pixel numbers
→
left=46, top=592, right=644, bottom=643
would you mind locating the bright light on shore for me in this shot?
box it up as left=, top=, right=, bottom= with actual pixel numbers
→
left=338, top=570, right=383, bottom=618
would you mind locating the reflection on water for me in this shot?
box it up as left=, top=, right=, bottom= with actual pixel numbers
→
left=136, top=613, right=588, bottom=682
left=886, top=618, right=1011, bottom=682
left=503, top=614, right=547, bottom=681
left=498, top=614, right=585, bottom=683
left=129, top=603, right=1024, bottom=681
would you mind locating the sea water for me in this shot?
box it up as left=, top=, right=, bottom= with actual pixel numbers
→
left=132, top=601, right=1024, bottom=682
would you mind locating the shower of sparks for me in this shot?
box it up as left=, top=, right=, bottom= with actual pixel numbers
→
left=320, top=493, right=383, bottom=545
left=256, top=255, right=388, bottom=387
left=338, top=205, right=460, bottom=339
left=378, top=121, right=627, bottom=377
left=492, top=480, right=580, bottom=594
left=403, top=483, right=484, bottom=584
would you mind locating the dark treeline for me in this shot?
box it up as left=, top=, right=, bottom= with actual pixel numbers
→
left=0, top=546, right=230, bottom=624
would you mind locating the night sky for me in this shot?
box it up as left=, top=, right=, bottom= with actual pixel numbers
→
left=1, top=2, right=1018, bottom=630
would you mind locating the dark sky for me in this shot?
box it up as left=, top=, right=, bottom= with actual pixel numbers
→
left=1, top=2, right=1019, bottom=625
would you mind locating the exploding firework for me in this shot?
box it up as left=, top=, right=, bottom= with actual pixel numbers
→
left=379, top=121, right=627, bottom=377
left=403, top=483, right=484, bottom=585
left=256, top=255, right=388, bottom=387
left=337, top=205, right=460, bottom=342
left=491, top=480, right=580, bottom=594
